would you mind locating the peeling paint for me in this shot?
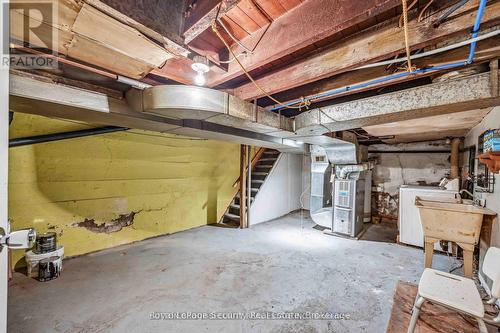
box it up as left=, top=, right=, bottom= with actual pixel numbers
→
left=372, top=192, right=398, bottom=220
left=7, top=113, right=242, bottom=267
left=370, top=143, right=451, bottom=219
left=73, top=212, right=137, bottom=233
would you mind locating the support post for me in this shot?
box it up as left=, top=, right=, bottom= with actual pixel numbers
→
left=491, top=59, right=499, bottom=97
left=450, top=138, right=461, bottom=179
left=239, top=145, right=247, bottom=228
left=0, top=1, right=9, bottom=331
left=247, top=146, right=252, bottom=227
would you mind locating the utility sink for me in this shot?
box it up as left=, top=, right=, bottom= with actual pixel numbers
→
left=415, top=196, right=497, bottom=278
left=415, top=196, right=495, bottom=244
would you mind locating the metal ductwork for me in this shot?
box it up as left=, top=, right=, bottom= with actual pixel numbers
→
left=127, top=86, right=293, bottom=137
left=309, top=133, right=367, bottom=228
left=126, top=85, right=356, bottom=152
left=9, top=74, right=358, bottom=155
left=310, top=145, right=333, bottom=228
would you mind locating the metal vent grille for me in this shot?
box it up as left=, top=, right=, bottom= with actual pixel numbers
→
left=336, top=181, right=351, bottom=207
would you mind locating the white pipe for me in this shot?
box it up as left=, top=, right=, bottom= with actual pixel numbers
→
left=116, top=75, right=152, bottom=90
left=358, top=29, right=500, bottom=69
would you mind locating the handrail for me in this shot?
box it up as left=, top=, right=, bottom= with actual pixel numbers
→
left=232, top=147, right=265, bottom=188
left=216, top=147, right=267, bottom=224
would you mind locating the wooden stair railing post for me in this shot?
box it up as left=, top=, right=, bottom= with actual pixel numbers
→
left=239, top=145, right=248, bottom=228
left=247, top=145, right=252, bottom=228
left=218, top=147, right=266, bottom=225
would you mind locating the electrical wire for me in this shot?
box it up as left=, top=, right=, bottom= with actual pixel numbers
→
left=433, top=0, right=469, bottom=27
left=211, top=21, right=311, bottom=110
left=271, top=24, right=498, bottom=111
left=217, top=17, right=255, bottom=54
left=418, top=0, right=435, bottom=22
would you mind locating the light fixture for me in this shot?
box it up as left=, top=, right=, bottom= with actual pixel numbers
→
left=191, top=55, right=210, bottom=86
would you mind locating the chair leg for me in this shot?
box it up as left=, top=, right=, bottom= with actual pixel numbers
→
left=407, top=295, right=425, bottom=333
left=477, top=318, right=488, bottom=333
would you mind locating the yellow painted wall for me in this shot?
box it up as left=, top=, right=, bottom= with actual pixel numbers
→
left=9, top=113, right=241, bottom=268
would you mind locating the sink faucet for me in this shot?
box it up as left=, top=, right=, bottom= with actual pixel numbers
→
left=454, top=189, right=474, bottom=203
left=459, top=189, right=474, bottom=198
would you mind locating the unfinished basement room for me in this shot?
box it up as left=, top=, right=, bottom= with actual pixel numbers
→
left=1, top=0, right=500, bottom=332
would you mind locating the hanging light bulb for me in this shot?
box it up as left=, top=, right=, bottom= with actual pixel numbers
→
left=194, top=71, right=206, bottom=86
left=191, top=55, right=210, bottom=86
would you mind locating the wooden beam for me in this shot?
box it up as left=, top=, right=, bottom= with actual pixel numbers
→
left=294, top=71, right=500, bottom=134
left=231, top=0, right=500, bottom=100
left=184, top=0, right=240, bottom=44
left=150, top=58, right=195, bottom=85
left=362, top=108, right=492, bottom=143
left=262, top=36, right=500, bottom=107
left=239, top=144, right=248, bottom=228
left=10, top=2, right=173, bottom=79
left=207, top=0, right=401, bottom=87
left=84, top=0, right=190, bottom=57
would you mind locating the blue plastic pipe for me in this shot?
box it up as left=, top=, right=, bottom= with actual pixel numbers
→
left=467, top=0, right=488, bottom=64
left=271, top=0, right=488, bottom=112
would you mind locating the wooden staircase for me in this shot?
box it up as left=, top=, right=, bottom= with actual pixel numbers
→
left=220, top=149, right=281, bottom=227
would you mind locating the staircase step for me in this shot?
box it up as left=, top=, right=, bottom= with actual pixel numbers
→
left=224, top=213, right=240, bottom=221
left=235, top=194, right=255, bottom=200
left=221, top=150, right=279, bottom=224
left=255, top=164, right=273, bottom=168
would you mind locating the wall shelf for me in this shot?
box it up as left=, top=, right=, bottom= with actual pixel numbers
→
left=478, top=152, right=500, bottom=174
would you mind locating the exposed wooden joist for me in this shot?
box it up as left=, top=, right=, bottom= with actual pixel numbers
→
left=84, top=0, right=190, bottom=57
left=232, top=0, right=500, bottom=100
left=207, top=0, right=402, bottom=87
left=294, top=71, right=500, bottom=134
left=151, top=58, right=195, bottom=85
left=260, top=36, right=500, bottom=108
left=184, top=0, right=240, bottom=44
left=362, top=108, right=492, bottom=143
left=10, top=1, right=174, bottom=79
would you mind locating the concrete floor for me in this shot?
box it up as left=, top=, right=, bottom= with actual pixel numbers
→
left=8, top=211, right=454, bottom=333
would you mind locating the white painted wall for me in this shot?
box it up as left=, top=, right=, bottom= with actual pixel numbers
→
left=0, top=1, right=8, bottom=331
left=301, top=154, right=311, bottom=211
left=249, top=153, right=305, bottom=225
left=369, top=142, right=451, bottom=218
left=370, top=142, right=451, bottom=195
left=463, top=107, right=500, bottom=288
